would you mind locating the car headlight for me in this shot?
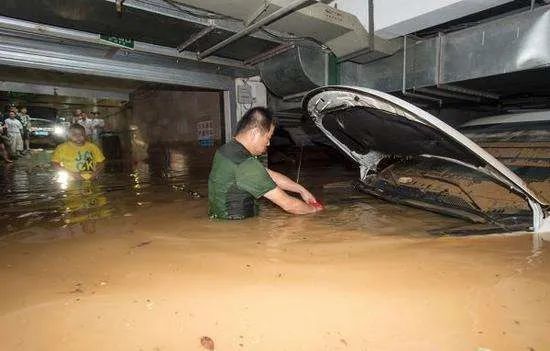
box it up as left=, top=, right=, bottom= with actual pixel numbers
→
left=54, top=126, right=65, bottom=136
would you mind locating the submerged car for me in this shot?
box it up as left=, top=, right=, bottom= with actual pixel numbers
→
left=29, top=118, right=67, bottom=146
left=303, top=86, right=550, bottom=234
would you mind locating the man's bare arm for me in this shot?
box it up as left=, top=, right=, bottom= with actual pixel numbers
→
left=267, top=169, right=317, bottom=204
left=263, top=187, right=320, bottom=215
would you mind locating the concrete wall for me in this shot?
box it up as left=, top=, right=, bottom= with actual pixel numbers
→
left=130, top=90, right=223, bottom=144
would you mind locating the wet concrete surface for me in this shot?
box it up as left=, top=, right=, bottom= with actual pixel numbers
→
left=1, top=146, right=549, bottom=350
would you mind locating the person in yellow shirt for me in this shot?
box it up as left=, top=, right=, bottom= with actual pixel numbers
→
left=51, top=124, right=105, bottom=181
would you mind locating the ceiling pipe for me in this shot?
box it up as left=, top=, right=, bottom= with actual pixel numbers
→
left=197, top=0, right=318, bottom=60
left=335, top=0, right=376, bottom=63
left=368, top=0, right=374, bottom=51
left=245, top=1, right=271, bottom=26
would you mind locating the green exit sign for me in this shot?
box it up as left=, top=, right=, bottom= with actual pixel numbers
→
left=99, top=34, right=134, bottom=49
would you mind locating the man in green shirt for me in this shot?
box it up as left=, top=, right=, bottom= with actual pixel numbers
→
left=208, top=107, right=323, bottom=219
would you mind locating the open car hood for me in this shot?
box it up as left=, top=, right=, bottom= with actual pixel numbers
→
left=302, top=86, right=550, bottom=233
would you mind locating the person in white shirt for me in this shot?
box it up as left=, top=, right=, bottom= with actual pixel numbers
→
left=4, top=111, right=24, bottom=157
left=90, top=112, right=105, bottom=144
left=78, top=112, right=94, bottom=137
left=72, top=109, right=83, bottom=124
left=77, top=111, right=105, bottom=144
left=17, top=107, right=31, bottom=153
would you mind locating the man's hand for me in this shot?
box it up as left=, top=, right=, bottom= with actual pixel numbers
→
left=299, top=188, right=317, bottom=204
left=308, top=200, right=324, bottom=211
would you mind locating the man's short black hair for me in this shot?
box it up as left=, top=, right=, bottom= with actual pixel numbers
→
left=235, top=107, right=276, bottom=135
left=69, top=123, right=85, bottom=133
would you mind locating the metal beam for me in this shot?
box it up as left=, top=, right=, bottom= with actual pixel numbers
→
left=0, top=15, right=250, bottom=69
left=245, top=1, right=271, bottom=26
left=368, top=0, right=374, bottom=51
left=177, top=25, right=215, bottom=52
left=0, top=98, right=124, bottom=109
left=0, top=37, right=235, bottom=90
left=198, top=0, right=317, bottom=59
left=0, top=81, right=130, bottom=101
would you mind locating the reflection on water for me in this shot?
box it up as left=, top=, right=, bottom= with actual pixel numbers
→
left=0, top=144, right=212, bottom=235
left=0, top=143, right=471, bottom=237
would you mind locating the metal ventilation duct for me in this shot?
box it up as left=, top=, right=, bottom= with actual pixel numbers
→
left=340, top=5, right=550, bottom=94
left=258, top=45, right=326, bottom=98
left=172, top=0, right=399, bottom=61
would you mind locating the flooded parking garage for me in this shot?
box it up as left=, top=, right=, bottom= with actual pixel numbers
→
left=1, top=140, right=550, bottom=350
left=2, top=0, right=550, bottom=350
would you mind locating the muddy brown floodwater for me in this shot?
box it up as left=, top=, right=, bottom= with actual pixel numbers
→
left=1, top=146, right=549, bottom=351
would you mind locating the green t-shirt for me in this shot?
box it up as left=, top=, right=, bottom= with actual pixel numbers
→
left=208, top=140, right=276, bottom=219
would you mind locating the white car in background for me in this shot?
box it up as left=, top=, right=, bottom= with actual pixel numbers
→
left=29, top=118, right=67, bottom=146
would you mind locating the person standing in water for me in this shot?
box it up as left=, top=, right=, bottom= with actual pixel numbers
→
left=0, top=118, right=13, bottom=162
left=4, top=111, right=24, bottom=158
left=208, top=107, right=323, bottom=219
left=17, top=107, right=31, bottom=153
left=0, top=125, right=12, bottom=163
left=51, top=124, right=105, bottom=181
